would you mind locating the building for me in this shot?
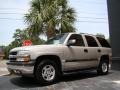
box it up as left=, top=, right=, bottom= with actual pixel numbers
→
left=107, top=0, right=120, bottom=70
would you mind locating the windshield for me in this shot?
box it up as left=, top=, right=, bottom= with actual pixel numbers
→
left=46, top=33, right=68, bottom=44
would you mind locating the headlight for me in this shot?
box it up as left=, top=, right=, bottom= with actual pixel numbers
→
left=17, top=50, right=30, bottom=62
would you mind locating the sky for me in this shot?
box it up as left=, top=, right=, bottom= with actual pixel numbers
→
left=0, top=0, right=109, bottom=46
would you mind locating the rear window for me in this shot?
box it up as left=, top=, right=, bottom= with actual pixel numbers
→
left=97, top=37, right=111, bottom=48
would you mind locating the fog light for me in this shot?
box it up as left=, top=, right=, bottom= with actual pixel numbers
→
left=14, top=70, right=21, bottom=74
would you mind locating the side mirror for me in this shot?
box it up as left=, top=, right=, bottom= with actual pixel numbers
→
left=67, top=39, right=76, bottom=46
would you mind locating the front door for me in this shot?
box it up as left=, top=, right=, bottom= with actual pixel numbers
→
left=63, top=34, right=88, bottom=71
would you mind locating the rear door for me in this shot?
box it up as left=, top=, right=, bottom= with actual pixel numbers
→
left=83, top=35, right=101, bottom=67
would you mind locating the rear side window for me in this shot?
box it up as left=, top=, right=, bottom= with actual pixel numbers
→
left=97, top=37, right=111, bottom=48
left=85, top=35, right=98, bottom=47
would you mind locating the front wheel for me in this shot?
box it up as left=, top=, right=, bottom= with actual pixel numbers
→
left=97, top=60, right=109, bottom=75
left=34, top=60, right=59, bottom=85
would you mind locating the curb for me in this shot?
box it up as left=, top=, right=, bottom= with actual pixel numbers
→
left=0, top=60, right=10, bottom=76
left=0, top=68, right=10, bottom=76
left=0, top=73, right=10, bottom=76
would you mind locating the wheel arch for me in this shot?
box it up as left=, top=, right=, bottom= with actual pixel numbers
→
left=100, top=55, right=109, bottom=63
left=34, top=55, right=62, bottom=74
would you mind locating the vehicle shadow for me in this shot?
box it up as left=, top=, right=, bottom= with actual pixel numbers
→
left=61, top=71, right=98, bottom=82
left=10, top=71, right=113, bottom=88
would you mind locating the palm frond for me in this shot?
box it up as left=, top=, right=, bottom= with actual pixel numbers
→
left=24, top=0, right=76, bottom=39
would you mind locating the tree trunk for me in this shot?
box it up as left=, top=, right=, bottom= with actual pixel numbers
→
left=46, top=24, right=56, bottom=39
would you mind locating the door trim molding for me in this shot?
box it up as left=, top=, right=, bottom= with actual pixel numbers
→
left=65, top=59, right=97, bottom=62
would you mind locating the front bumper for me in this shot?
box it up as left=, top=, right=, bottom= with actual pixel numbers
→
left=7, top=60, right=35, bottom=76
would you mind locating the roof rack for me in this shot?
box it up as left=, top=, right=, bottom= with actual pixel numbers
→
left=80, top=32, right=105, bottom=38
left=80, top=32, right=95, bottom=36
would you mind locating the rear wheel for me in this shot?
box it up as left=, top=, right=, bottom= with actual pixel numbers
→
left=34, top=60, right=60, bottom=85
left=97, top=59, right=109, bottom=75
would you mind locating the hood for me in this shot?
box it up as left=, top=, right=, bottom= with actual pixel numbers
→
left=10, top=44, right=63, bottom=52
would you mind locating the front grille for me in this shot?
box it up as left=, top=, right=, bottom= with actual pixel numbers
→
left=9, top=51, right=17, bottom=55
left=9, top=51, right=17, bottom=61
left=9, top=58, right=17, bottom=61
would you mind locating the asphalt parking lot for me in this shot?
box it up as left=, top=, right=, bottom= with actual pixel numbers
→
left=0, top=70, right=120, bottom=90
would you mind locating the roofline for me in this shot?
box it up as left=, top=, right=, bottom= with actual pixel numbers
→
left=57, top=32, right=105, bottom=39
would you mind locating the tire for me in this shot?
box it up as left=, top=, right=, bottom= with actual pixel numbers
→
left=97, top=59, right=109, bottom=75
left=34, top=59, right=60, bottom=85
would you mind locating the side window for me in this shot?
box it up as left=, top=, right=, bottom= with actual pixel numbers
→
left=97, top=37, right=111, bottom=48
left=85, top=35, right=98, bottom=47
left=68, top=34, right=85, bottom=46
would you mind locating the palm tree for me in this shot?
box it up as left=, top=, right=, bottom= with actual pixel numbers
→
left=25, top=0, right=76, bottom=39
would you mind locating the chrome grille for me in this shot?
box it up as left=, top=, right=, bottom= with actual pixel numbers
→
left=9, top=51, right=17, bottom=61
left=9, top=58, right=17, bottom=61
left=9, top=51, right=17, bottom=55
